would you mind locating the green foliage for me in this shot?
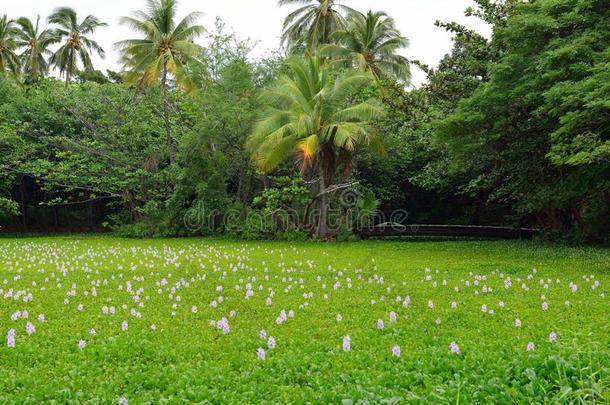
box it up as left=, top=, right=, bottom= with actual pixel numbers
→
left=0, top=237, right=608, bottom=401
left=0, top=1, right=608, bottom=243
left=322, top=10, right=411, bottom=82
left=47, top=7, right=107, bottom=85
left=247, top=56, right=384, bottom=175
left=14, top=16, right=58, bottom=83
left=438, top=0, right=610, bottom=243
left=279, top=0, right=356, bottom=52
left=252, top=175, right=309, bottom=216
left=0, top=15, right=20, bottom=79
left=116, top=0, right=205, bottom=94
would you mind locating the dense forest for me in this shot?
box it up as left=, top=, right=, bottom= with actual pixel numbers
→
left=0, top=0, right=608, bottom=243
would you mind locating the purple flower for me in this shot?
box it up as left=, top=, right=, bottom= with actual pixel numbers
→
left=257, top=347, right=266, bottom=360
left=78, top=339, right=86, bottom=350
left=342, top=335, right=351, bottom=352
left=259, top=329, right=267, bottom=339
left=7, top=329, right=15, bottom=348
left=391, top=345, right=401, bottom=357
left=121, top=320, right=128, bottom=331
left=151, top=323, right=157, bottom=331
left=542, top=302, right=548, bottom=311
left=118, top=397, right=128, bottom=405
left=191, top=306, right=198, bottom=314
left=217, top=317, right=230, bottom=334
left=267, top=336, right=276, bottom=350
left=26, top=322, right=35, bottom=335
left=449, top=341, right=460, bottom=354
left=549, top=331, right=557, bottom=343
left=527, top=342, right=535, bottom=351
left=377, top=319, right=385, bottom=330
left=389, top=311, right=397, bottom=324
left=336, top=314, right=342, bottom=322
left=515, top=318, right=522, bottom=327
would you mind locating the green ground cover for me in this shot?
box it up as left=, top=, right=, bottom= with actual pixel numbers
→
left=0, top=236, right=608, bottom=402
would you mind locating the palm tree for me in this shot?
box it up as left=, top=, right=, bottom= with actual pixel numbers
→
left=279, top=0, right=357, bottom=53
left=247, top=56, right=384, bottom=237
left=116, top=0, right=206, bottom=165
left=47, top=7, right=107, bottom=87
left=15, top=16, right=59, bottom=83
left=321, top=10, right=411, bottom=83
left=0, top=15, right=20, bottom=80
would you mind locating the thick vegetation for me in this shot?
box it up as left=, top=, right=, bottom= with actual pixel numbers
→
left=0, top=0, right=608, bottom=243
left=0, top=237, right=608, bottom=402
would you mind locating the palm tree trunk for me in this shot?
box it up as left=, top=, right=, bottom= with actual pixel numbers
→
left=162, top=62, right=175, bottom=164
left=316, top=165, right=328, bottom=238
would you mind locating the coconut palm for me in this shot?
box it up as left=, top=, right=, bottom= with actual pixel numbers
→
left=116, top=0, right=206, bottom=164
left=247, top=56, right=384, bottom=237
left=48, top=7, right=107, bottom=87
left=15, top=16, right=59, bottom=83
left=0, top=15, right=20, bottom=80
left=322, top=10, right=411, bottom=83
left=279, top=0, right=357, bottom=52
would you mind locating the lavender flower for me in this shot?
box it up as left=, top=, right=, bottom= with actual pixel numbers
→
left=121, top=320, right=128, bottom=331
left=259, top=329, right=267, bottom=339
left=549, top=332, right=557, bottom=343
left=342, top=335, right=351, bottom=352
left=389, top=311, right=397, bottom=324
left=527, top=342, right=535, bottom=351
left=267, top=336, right=276, bottom=349
left=377, top=319, right=385, bottom=330
left=391, top=345, right=401, bottom=357
left=257, top=347, right=266, bottom=360
left=26, top=322, right=35, bottom=335
left=78, top=339, right=86, bottom=350
left=449, top=341, right=460, bottom=354
left=7, top=329, right=16, bottom=348
left=515, top=318, right=522, bottom=327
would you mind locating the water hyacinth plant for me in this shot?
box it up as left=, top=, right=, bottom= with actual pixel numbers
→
left=0, top=237, right=607, bottom=402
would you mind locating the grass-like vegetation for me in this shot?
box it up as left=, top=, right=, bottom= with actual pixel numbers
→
left=0, top=236, right=608, bottom=402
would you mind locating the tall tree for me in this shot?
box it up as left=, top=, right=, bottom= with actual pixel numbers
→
left=279, top=0, right=356, bottom=52
left=322, top=10, right=411, bottom=83
left=15, top=16, right=58, bottom=83
left=0, top=15, right=20, bottom=80
left=438, top=0, right=610, bottom=242
left=48, top=7, right=107, bottom=87
left=116, top=0, right=206, bottom=165
left=247, top=56, right=384, bottom=237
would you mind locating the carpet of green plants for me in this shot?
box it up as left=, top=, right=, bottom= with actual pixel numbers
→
left=0, top=236, right=608, bottom=403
